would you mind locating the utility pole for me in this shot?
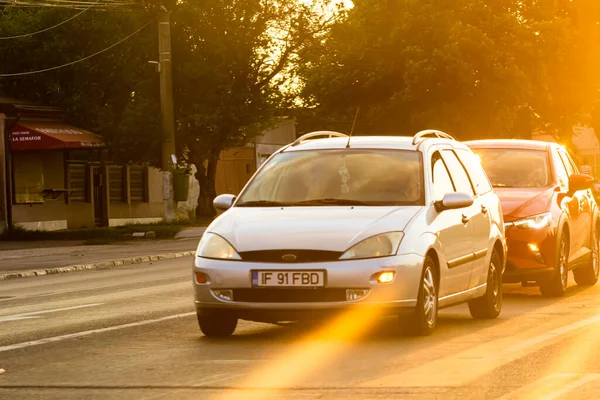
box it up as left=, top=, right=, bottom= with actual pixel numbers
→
left=158, top=5, right=177, bottom=223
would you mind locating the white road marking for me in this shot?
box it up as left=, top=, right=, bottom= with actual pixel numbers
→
left=195, top=373, right=244, bottom=385
left=0, top=275, right=189, bottom=302
left=498, top=373, right=600, bottom=400
left=0, top=312, right=195, bottom=353
left=139, top=374, right=244, bottom=400
left=196, top=360, right=265, bottom=365
left=506, top=313, right=600, bottom=353
left=0, top=303, right=104, bottom=322
left=0, top=316, right=41, bottom=322
left=541, top=373, right=600, bottom=400
left=498, top=374, right=576, bottom=400
left=364, top=312, right=600, bottom=388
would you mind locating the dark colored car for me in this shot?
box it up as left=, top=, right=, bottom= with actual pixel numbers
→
left=466, top=139, right=599, bottom=297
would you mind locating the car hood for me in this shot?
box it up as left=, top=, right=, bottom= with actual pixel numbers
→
left=207, top=206, right=422, bottom=252
left=495, top=187, right=554, bottom=221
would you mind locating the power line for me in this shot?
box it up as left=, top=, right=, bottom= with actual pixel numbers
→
left=0, top=0, right=101, bottom=40
left=0, top=0, right=133, bottom=7
left=0, top=0, right=138, bottom=11
left=0, top=16, right=155, bottom=77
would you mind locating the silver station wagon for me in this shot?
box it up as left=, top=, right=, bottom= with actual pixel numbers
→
left=193, top=130, right=507, bottom=336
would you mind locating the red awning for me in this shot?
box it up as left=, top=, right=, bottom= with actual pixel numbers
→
left=9, top=121, right=105, bottom=151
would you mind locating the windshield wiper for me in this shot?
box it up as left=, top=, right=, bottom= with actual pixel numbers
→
left=235, top=200, right=293, bottom=207
left=296, top=198, right=371, bottom=206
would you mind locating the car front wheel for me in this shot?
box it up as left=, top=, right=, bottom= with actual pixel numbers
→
left=540, top=233, right=569, bottom=297
left=399, top=256, right=438, bottom=336
left=468, top=250, right=502, bottom=319
left=197, top=311, right=238, bottom=337
left=574, top=226, right=600, bottom=286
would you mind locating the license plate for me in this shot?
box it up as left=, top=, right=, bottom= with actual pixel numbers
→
left=251, top=270, right=325, bottom=287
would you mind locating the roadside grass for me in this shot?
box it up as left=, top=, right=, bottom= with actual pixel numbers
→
left=0, top=218, right=212, bottom=243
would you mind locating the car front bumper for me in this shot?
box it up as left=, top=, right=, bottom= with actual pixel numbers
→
left=503, top=223, right=557, bottom=283
left=192, top=253, right=424, bottom=321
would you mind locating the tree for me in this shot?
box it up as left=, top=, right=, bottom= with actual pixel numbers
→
left=0, top=5, right=162, bottom=165
left=169, top=0, right=340, bottom=216
left=519, top=0, right=600, bottom=142
left=0, top=1, right=340, bottom=219
left=297, top=0, right=600, bottom=143
left=298, top=0, right=539, bottom=139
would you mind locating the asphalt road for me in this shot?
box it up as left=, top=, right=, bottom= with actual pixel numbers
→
left=2, top=259, right=600, bottom=400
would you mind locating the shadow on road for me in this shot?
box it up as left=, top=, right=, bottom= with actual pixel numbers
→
left=197, top=282, right=599, bottom=348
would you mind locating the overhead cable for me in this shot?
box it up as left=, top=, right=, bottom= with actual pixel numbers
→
left=0, top=0, right=101, bottom=40
left=0, top=17, right=155, bottom=77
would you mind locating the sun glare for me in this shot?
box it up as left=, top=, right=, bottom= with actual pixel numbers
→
left=211, top=286, right=396, bottom=400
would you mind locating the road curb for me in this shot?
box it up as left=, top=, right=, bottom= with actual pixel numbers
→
left=0, top=250, right=196, bottom=281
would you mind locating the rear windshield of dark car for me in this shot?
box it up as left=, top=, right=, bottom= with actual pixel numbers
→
left=471, top=148, right=551, bottom=188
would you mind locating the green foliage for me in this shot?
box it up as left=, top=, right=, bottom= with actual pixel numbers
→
left=2, top=0, right=599, bottom=212
left=524, top=0, right=600, bottom=138
left=0, top=5, right=162, bottom=165
left=298, top=0, right=600, bottom=142
left=0, top=1, right=336, bottom=216
left=165, top=0, right=338, bottom=216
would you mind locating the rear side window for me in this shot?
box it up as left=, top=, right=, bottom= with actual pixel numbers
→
left=431, top=152, right=455, bottom=202
left=442, top=149, right=475, bottom=195
left=456, top=148, right=492, bottom=195
left=559, top=151, right=579, bottom=175
left=553, top=149, right=570, bottom=188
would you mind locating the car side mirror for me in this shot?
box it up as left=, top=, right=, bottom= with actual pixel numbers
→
left=213, top=194, right=236, bottom=211
left=568, top=174, right=594, bottom=194
left=434, top=192, right=474, bottom=212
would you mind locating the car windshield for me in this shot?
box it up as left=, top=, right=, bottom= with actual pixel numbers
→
left=236, top=149, right=424, bottom=206
left=473, top=148, right=551, bottom=188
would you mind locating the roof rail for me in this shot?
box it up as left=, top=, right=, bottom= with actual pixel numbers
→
left=412, top=130, right=455, bottom=145
left=291, top=131, right=348, bottom=147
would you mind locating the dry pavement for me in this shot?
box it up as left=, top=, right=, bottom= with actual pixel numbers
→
left=2, top=257, right=600, bottom=399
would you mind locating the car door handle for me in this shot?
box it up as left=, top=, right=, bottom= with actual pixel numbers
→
left=481, top=205, right=488, bottom=214
left=462, top=215, right=469, bottom=224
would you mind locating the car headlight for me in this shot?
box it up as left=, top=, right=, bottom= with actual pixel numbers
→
left=511, top=212, right=552, bottom=230
left=196, top=233, right=241, bottom=260
left=340, top=232, right=404, bottom=260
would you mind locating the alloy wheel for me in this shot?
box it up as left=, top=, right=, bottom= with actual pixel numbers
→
left=559, top=237, right=568, bottom=290
left=423, top=267, right=437, bottom=327
left=592, top=230, right=599, bottom=278
left=489, top=261, right=501, bottom=312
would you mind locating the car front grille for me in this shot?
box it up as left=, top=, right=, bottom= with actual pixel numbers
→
left=232, top=288, right=347, bottom=303
left=238, top=250, right=344, bottom=263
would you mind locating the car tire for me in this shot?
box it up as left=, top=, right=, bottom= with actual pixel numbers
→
left=197, top=311, right=238, bottom=337
left=399, top=256, right=438, bottom=336
left=539, top=233, right=569, bottom=297
left=574, top=226, right=600, bottom=286
left=468, top=250, right=502, bottom=319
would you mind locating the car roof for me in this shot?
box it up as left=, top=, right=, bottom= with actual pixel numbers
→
left=283, top=135, right=468, bottom=153
left=465, top=139, right=557, bottom=151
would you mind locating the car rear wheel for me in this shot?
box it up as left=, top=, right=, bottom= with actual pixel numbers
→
left=539, top=234, right=569, bottom=297
left=574, top=226, right=600, bottom=286
left=468, top=250, right=502, bottom=319
left=197, top=311, right=238, bottom=337
left=399, top=256, right=438, bottom=336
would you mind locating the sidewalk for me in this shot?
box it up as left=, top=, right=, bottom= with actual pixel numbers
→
left=0, top=227, right=206, bottom=279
